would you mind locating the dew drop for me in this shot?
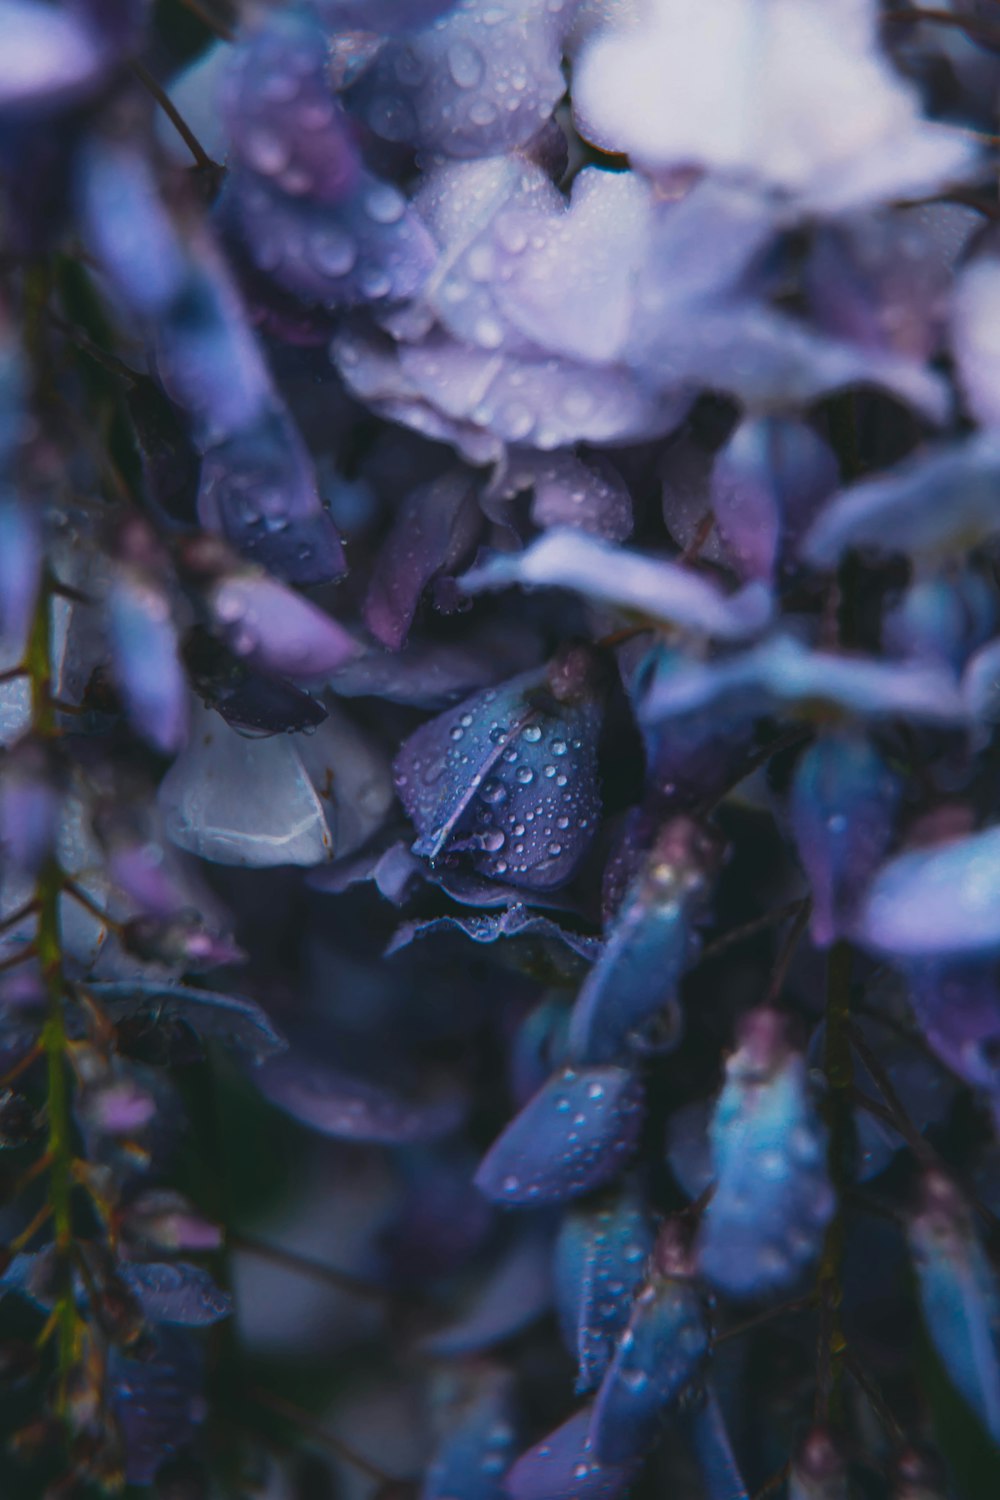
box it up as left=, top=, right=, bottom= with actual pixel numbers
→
left=522, top=724, right=542, bottom=743
left=516, top=766, right=534, bottom=784
left=447, top=39, right=485, bottom=88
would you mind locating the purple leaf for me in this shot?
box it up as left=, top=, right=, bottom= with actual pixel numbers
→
left=254, top=1051, right=464, bottom=1143
left=505, top=1407, right=639, bottom=1500
left=554, top=1185, right=656, bottom=1394
left=789, top=731, right=901, bottom=948
left=568, top=817, right=719, bottom=1065
left=697, top=1010, right=834, bottom=1299
left=365, top=471, right=481, bottom=650
left=394, top=647, right=603, bottom=891
left=460, top=530, right=772, bottom=639
left=908, top=1172, right=1000, bottom=1441
left=474, top=1064, right=644, bottom=1207
left=87, top=981, right=286, bottom=1064
left=855, top=828, right=1000, bottom=959
left=120, top=1262, right=232, bottom=1327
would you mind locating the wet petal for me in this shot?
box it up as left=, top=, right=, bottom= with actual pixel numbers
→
left=111, top=1330, right=206, bottom=1486
left=423, top=1367, right=519, bottom=1500
left=909, top=1173, right=1000, bottom=1441
left=855, top=828, right=1000, bottom=959
left=208, top=571, right=359, bottom=681
left=393, top=647, right=603, bottom=891
left=107, top=567, right=189, bottom=755
left=254, top=1051, right=464, bottom=1143
left=387, top=906, right=601, bottom=971
left=554, top=1185, right=656, bottom=1394
left=697, top=1009, right=834, bottom=1299
left=474, top=1064, right=644, bottom=1207
left=789, top=731, right=901, bottom=948
left=460, top=530, right=772, bottom=639
left=120, top=1262, right=232, bottom=1327
left=505, top=1406, right=639, bottom=1500
left=87, top=981, right=286, bottom=1064
left=365, top=471, right=481, bottom=649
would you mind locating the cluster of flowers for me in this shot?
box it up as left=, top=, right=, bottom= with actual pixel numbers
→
left=4, top=0, right=1000, bottom=1494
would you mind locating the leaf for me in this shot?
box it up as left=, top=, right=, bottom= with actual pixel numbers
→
left=474, top=1065, right=644, bottom=1207
left=121, top=1262, right=232, bottom=1327
left=88, top=980, right=286, bottom=1064
left=254, top=1051, right=464, bottom=1143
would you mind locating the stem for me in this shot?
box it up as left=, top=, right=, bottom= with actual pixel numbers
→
left=129, top=60, right=218, bottom=174
left=231, top=1234, right=389, bottom=1303
left=815, top=941, right=853, bottom=1423
left=250, top=1388, right=404, bottom=1487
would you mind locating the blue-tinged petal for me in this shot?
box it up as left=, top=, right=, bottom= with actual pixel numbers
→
left=315, top=0, right=458, bottom=29
left=885, top=571, right=997, bottom=674
left=0, top=492, right=41, bottom=657
left=665, top=1100, right=714, bottom=1203
left=423, top=1367, right=519, bottom=1500
left=87, top=981, right=286, bottom=1064
left=77, top=137, right=189, bottom=320
left=710, top=417, right=838, bottom=584
left=365, top=471, right=481, bottom=650
left=697, top=1009, right=833, bottom=1299
left=685, top=1384, right=748, bottom=1500
left=908, top=1172, right=1000, bottom=1441
left=110, top=1329, right=206, bottom=1486
left=422, top=1227, right=553, bottom=1356
left=512, top=993, right=572, bottom=1106
left=393, top=646, right=603, bottom=891
left=474, top=1065, right=644, bottom=1207
left=904, top=963, right=1000, bottom=1123
left=460, top=530, right=772, bottom=640
left=951, top=255, right=1000, bottom=428
left=568, top=817, right=720, bottom=1065
left=855, top=829, right=1000, bottom=959
left=590, top=1221, right=709, bottom=1464
left=554, top=1184, right=656, bottom=1394
left=639, top=634, right=967, bottom=727
left=802, top=434, right=1000, bottom=568
left=120, top=1262, right=232, bottom=1327
left=963, top=636, right=1000, bottom=734
left=254, top=1051, right=464, bottom=1143
left=572, top=0, right=977, bottom=211
left=107, top=566, right=189, bottom=755
left=505, top=1407, right=639, bottom=1500
left=329, top=618, right=545, bottom=709
left=158, top=701, right=333, bottom=869
left=789, top=731, right=901, bottom=948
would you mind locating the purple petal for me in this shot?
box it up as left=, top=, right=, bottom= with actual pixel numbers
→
left=0, top=0, right=112, bottom=115
left=474, top=1065, right=644, bottom=1207
left=387, top=906, right=600, bottom=971
left=87, top=981, right=286, bottom=1064
left=422, top=1228, right=553, bottom=1356
left=951, top=255, right=1000, bottom=427
left=78, top=138, right=188, bottom=320
left=111, top=1330, right=206, bottom=1486
left=909, top=1173, right=1000, bottom=1441
left=209, top=572, right=359, bottom=680
left=254, top=1051, right=464, bottom=1143
left=107, top=568, right=189, bottom=754
left=365, top=472, right=481, bottom=650
left=572, top=0, right=977, bottom=210
left=886, top=572, right=997, bottom=674
left=906, top=964, right=1000, bottom=1126
left=590, top=1267, right=709, bottom=1464
left=789, top=732, right=901, bottom=948
left=639, top=634, right=967, bottom=727
left=123, top=1192, right=223, bottom=1255
left=393, top=648, right=603, bottom=890
left=554, top=1186, right=656, bottom=1394
left=495, top=451, right=633, bottom=543
left=855, top=829, right=1000, bottom=959
left=710, top=417, right=838, bottom=584
left=697, top=1010, right=834, bottom=1300
left=505, top=1407, right=639, bottom=1500
left=802, top=434, right=1000, bottom=568
left=460, top=530, right=772, bottom=640
left=120, top=1262, right=232, bottom=1328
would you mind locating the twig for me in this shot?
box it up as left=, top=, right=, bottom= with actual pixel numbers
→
left=699, top=900, right=807, bottom=965
left=843, top=1349, right=905, bottom=1446
left=713, top=1293, right=817, bottom=1348
left=232, top=1234, right=389, bottom=1303
left=763, top=898, right=812, bottom=1005
left=180, top=0, right=236, bottom=41
left=250, top=1388, right=406, bottom=1487
left=129, top=60, right=218, bottom=174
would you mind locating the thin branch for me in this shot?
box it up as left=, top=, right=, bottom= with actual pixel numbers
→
left=231, top=1234, right=390, bottom=1303
left=713, top=1293, right=817, bottom=1348
left=763, top=898, right=812, bottom=1005
left=843, top=1349, right=905, bottom=1446
left=250, top=1388, right=406, bottom=1487
left=181, top=0, right=236, bottom=41
left=0, top=898, right=39, bottom=936
left=129, top=60, right=218, bottom=173
left=699, top=900, right=807, bottom=965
